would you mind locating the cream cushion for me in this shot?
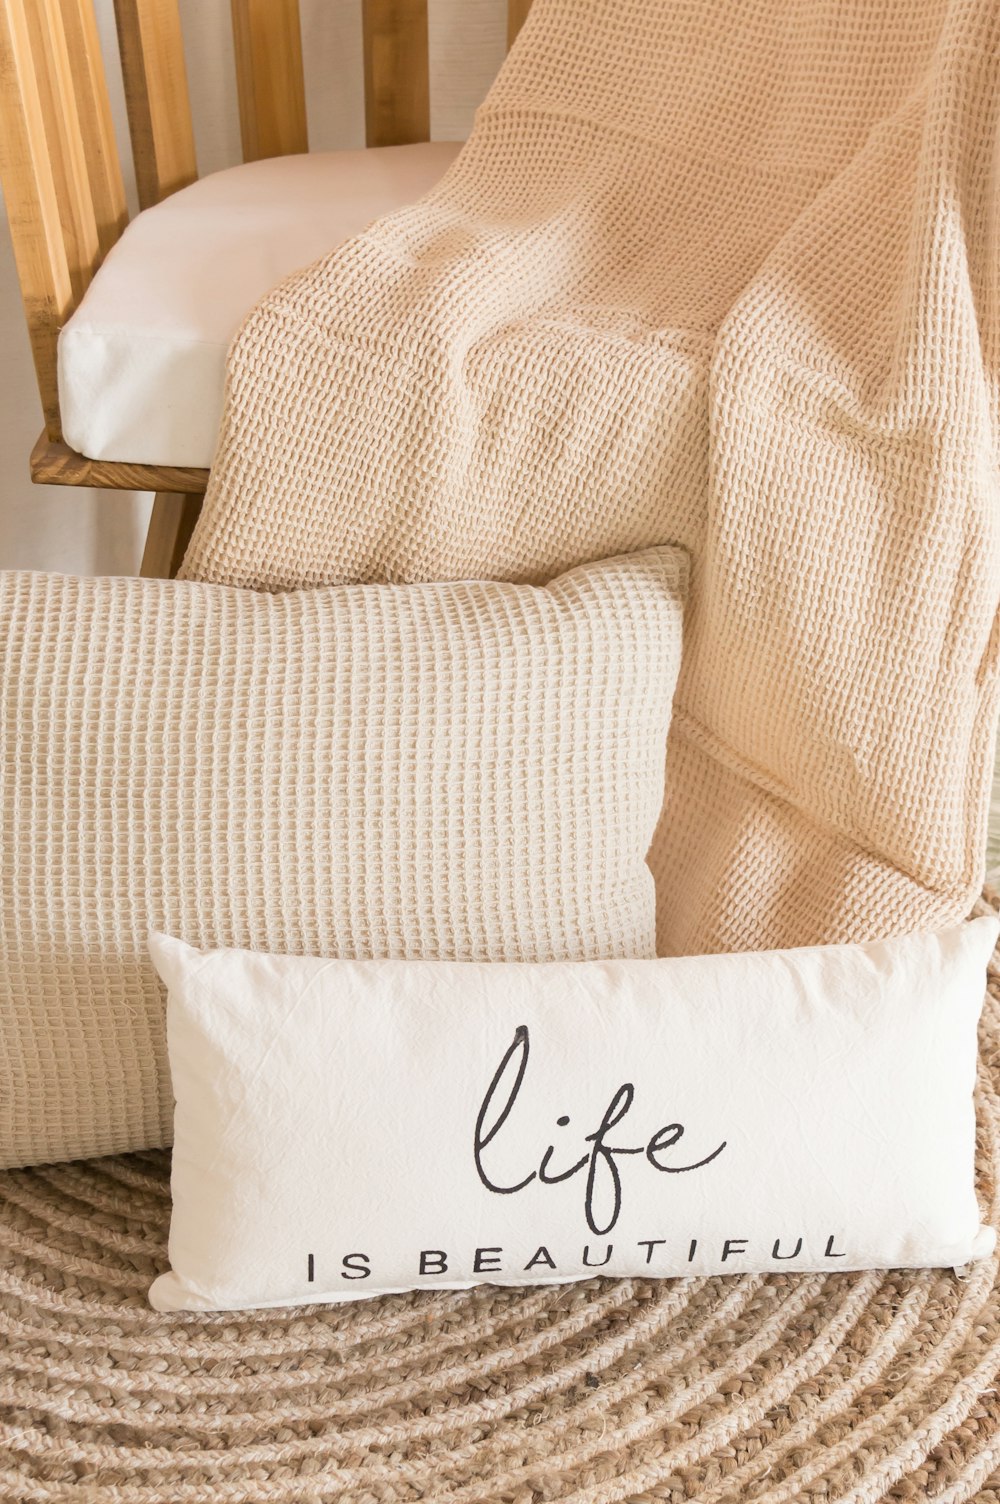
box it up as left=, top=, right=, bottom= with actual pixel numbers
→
left=149, top=917, right=997, bottom=1313
left=0, top=547, right=687, bottom=1169
left=56, top=143, right=462, bottom=468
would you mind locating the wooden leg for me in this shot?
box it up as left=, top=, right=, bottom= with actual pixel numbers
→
left=139, top=491, right=202, bottom=579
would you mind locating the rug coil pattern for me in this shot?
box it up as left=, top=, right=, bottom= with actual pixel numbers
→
left=3, top=897, right=1000, bottom=1503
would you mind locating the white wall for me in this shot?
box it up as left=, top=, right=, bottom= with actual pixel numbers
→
left=0, top=0, right=505, bottom=574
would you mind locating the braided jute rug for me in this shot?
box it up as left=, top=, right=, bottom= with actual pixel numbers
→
left=3, top=898, right=1000, bottom=1504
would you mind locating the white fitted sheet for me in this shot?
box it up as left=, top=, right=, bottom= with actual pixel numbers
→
left=57, top=142, right=462, bottom=468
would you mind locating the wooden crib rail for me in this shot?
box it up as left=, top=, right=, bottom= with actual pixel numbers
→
left=0, top=0, right=126, bottom=439
left=362, top=0, right=429, bottom=147
left=231, top=0, right=308, bottom=162
left=113, top=0, right=196, bottom=209
left=58, top=0, right=128, bottom=257
left=363, top=0, right=533, bottom=148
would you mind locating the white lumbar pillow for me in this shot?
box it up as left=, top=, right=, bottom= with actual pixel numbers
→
left=148, top=916, right=998, bottom=1313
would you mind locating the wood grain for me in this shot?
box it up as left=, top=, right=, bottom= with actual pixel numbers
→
left=23, top=0, right=101, bottom=307
left=31, top=433, right=209, bottom=494
left=139, top=491, right=203, bottom=577
left=57, top=0, right=128, bottom=257
left=113, top=0, right=197, bottom=208
left=0, top=0, right=78, bottom=436
left=231, top=0, right=308, bottom=161
left=362, top=0, right=429, bottom=147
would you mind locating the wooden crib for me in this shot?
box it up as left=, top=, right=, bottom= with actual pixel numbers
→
left=0, top=0, right=532, bottom=575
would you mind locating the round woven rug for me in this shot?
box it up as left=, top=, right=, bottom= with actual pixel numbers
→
left=3, top=898, right=1000, bottom=1504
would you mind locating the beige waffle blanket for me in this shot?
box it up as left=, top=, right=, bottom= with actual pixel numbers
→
left=182, top=0, right=1000, bottom=956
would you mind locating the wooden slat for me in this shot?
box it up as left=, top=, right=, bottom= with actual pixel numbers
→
left=231, top=0, right=307, bottom=162
left=0, top=0, right=78, bottom=436
left=30, top=432, right=209, bottom=494
left=362, top=0, right=429, bottom=148
left=23, top=0, right=102, bottom=308
left=113, top=0, right=196, bottom=208
left=58, top=0, right=128, bottom=256
left=507, top=0, right=532, bottom=47
left=140, top=492, right=202, bottom=577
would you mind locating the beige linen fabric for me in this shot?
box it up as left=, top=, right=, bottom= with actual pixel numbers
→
left=0, top=548, right=685, bottom=1168
left=182, top=0, right=1000, bottom=957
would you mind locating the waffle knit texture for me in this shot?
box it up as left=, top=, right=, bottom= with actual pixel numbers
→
left=181, top=0, right=1000, bottom=956
left=0, top=548, right=686, bottom=1168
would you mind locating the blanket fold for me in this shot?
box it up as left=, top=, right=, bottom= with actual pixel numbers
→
left=181, top=0, right=1000, bottom=954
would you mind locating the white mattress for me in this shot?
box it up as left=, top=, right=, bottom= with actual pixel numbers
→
left=57, top=142, right=463, bottom=469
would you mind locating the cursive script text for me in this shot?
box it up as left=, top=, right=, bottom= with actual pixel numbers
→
left=474, top=1025, right=727, bottom=1235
